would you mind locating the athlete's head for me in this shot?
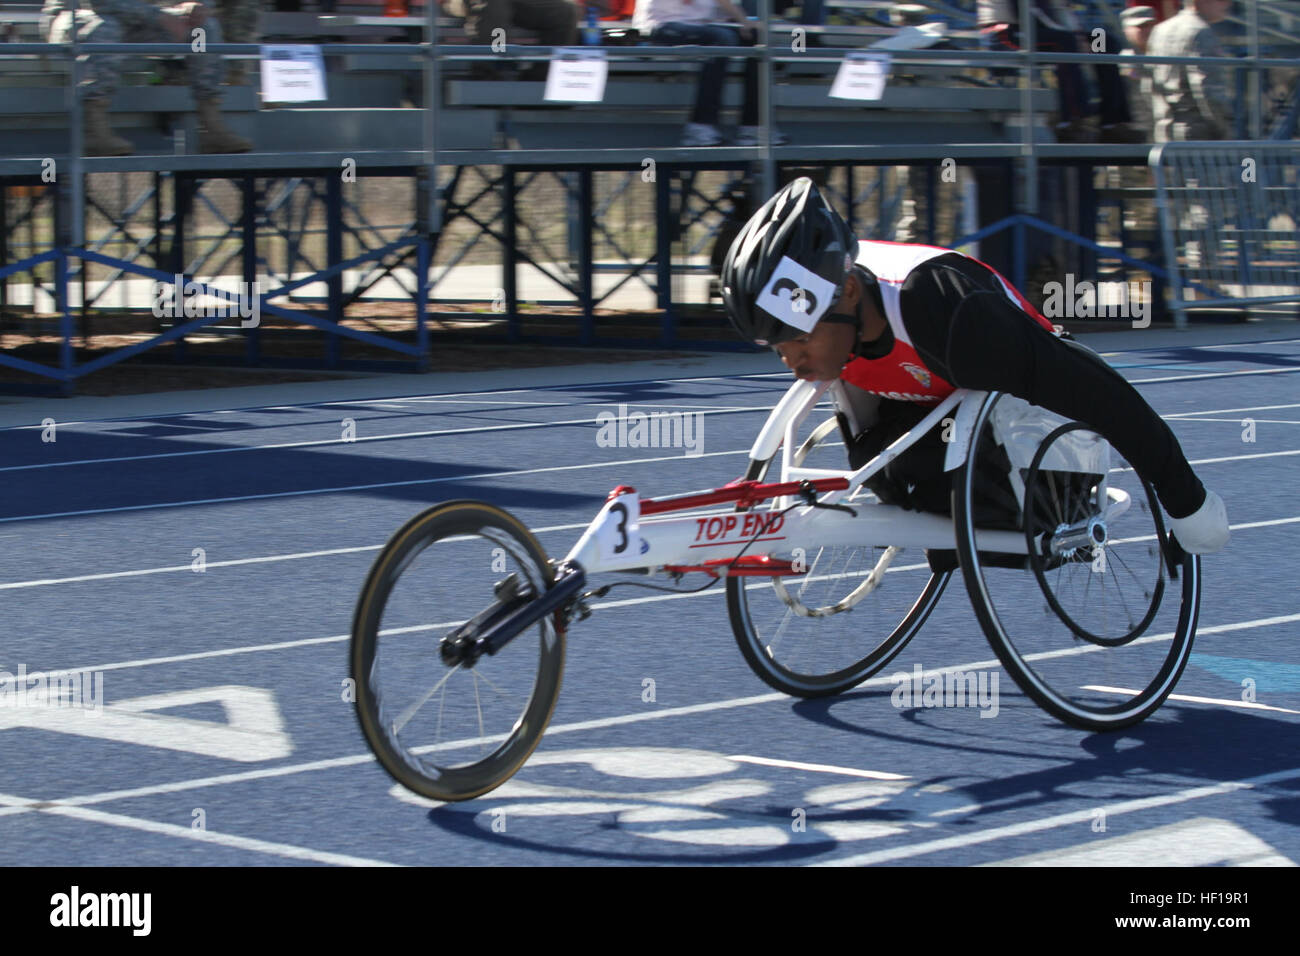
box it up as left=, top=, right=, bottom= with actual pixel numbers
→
left=770, top=268, right=879, bottom=381
left=720, top=177, right=878, bottom=379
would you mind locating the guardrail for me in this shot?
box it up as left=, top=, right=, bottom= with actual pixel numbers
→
left=1, top=0, right=1298, bottom=390
left=1152, top=140, right=1300, bottom=328
left=6, top=0, right=1299, bottom=239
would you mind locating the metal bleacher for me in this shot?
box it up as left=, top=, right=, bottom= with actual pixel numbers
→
left=1, top=1, right=1297, bottom=390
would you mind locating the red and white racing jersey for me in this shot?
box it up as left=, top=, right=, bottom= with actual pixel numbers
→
left=839, top=240, right=1053, bottom=403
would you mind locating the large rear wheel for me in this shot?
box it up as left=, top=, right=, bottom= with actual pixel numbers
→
left=727, top=411, right=951, bottom=698
left=954, top=393, right=1200, bottom=731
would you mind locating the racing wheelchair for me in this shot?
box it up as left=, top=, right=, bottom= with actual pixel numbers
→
left=350, top=373, right=1200, bottom=802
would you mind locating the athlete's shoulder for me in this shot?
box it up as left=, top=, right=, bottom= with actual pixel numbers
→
left=898, top=252, right=1003, bottom=300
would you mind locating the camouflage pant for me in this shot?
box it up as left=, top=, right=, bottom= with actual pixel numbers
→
left=45, top=6, right=226, bottom=99
left=214, top=0, right=259, bottom=45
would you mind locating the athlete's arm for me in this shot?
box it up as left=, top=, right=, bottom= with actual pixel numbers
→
left=894, top=253, right=1041, bottom=386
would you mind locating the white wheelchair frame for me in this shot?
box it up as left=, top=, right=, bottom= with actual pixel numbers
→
left=564, top=379, right=1130, bottom=579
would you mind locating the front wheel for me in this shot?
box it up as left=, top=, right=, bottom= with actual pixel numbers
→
left=954, top=393, right=1200, bottom=731
left=727, top=413, right=951, bottom=698
left=351, top=500, right=564, bottom=801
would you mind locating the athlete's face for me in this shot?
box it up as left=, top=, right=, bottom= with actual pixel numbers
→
left=775, top=320, right=857, bottom=382
left=774, top=270, right=874, bottom=381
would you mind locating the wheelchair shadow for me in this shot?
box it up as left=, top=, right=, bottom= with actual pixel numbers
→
left=418, top=692, right=1299, bottom=865
left=794, top=689, right=1300, bottom=828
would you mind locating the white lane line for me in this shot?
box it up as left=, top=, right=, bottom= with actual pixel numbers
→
left=0, top=561, right=934, bottom=684
left=38, top=804, right=400, bottom=867
left=0, top=406, right=763, bottom=474
left=1, top=494, right=1295, bottom=596
left=26, top=611, right=1300, bottom=812
left=1166, top=403, right=1300, bottom=418
left=1129, top=367, right=1300, bottom=385
left=1172, top=418, right=1300, bottom=425
left=0, top=393, right=1268, bottom=476
left=0, top=372, right=789, bottom=432
left=727, top=755, right=908, bottom=780
left=1178, top=338, right=1300, bottom=350
left=0, top=509, right=739, bottom=590
left=1189, top=448, right=1300, bottom=466
left=0, top=447, right=749, bottom=525
left=0, top=545, right=386, bottom=590
left=815, top=765, right=1300, bottom=867
left=1082, top=686, right=1300, bottom=715
left=11, top=547, right=1299, bottom=685
left=1230, top=516, right=1300, bottom=531
left=402, top=399, right=761, bottom=409
left=52, top=692, right=791, bottom=808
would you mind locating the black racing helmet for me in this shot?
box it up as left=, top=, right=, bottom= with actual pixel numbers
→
left=720, top=177, right=861, bottom=346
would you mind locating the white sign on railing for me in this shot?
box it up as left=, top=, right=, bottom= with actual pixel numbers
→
left=829, top=52, right=891, bottom=101
left=260, top=44, right=328, bottom=103
left=544, top=48, right=609, bottom=103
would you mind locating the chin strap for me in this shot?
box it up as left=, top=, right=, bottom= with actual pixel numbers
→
left=819, top=310, right=861, bottom=331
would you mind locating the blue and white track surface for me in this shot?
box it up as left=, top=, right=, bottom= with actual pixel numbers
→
left=1, top=324, right=1298, bottom=868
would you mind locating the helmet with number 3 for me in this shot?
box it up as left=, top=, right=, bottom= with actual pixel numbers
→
left=720, top=177, right=862, bottom=346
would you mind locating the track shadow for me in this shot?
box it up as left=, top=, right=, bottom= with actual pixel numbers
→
left=792, top=692, right=1300, bottom=825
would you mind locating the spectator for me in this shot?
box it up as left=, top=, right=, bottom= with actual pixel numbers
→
left=978, top=0, right=1142, bottom=142
left=635, top=0, right=787, bottom=146
left=1119, top=5, right=1156, bottom=136
left=41, top=0, right=252, bottom=155
left=1147, top=0, right=1232, bottom=142
left=448, top=0, right=578, bottom=79
left=1114, top=5, right=1159, bottom=234
left=742, top=0, right=824, bottom=34
left=1118, top=4, right=1159, bottom=138
left=214, top=0, right=259, bottom=84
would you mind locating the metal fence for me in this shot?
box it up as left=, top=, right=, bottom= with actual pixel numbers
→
left=1151, top=140, right=1300, bottom=327
left=2, top=1, right=1300, bottom=388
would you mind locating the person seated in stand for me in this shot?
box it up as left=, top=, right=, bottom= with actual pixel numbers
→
left=443, top=0, right=579, bottom=80
left=977, top=0, right=1143, bottom=142
left=41, top=0, right=253, bottom=155
left=634, top=0, right=788, bottom=146
left=719, top=178, right=1230, bottom=562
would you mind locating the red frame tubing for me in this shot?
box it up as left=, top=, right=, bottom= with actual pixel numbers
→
left=662, top=555, right=800, bottom=579
left=606, top=477, right=850, bottom=516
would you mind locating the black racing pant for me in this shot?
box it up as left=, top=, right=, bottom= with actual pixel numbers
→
left=849, top=290, right=1206, bottom=522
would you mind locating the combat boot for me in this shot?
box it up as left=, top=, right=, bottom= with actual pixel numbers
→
left=196, top=96, right=253, bottom=154
left=82, top=97, right=134, bottom=156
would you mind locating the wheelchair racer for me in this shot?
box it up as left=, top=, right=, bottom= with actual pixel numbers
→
left=719, top=177, right=1230, bottom=555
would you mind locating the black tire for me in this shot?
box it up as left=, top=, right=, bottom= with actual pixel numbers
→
left=351, top=500, right=564, bottom=801
left=1024, top=422, right=1163, bottom=647
left=954, top=392, right=1200, bottom=731
left=726, top=418, right=951, bottom=698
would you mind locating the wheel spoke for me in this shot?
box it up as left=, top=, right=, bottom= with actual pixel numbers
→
left=392, top=663, right=460, bottom=736
left=958, top=398, right=1198, bottom=730
left=351, top=502, right=564, bottom=802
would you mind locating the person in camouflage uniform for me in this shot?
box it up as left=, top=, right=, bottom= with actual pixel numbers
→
left=1147, top=0, right=1234, bottom=142
left=41, top=0, right=252, bottom=155
left=213, top=0, right=259, bottom=83
left=1119, top=5, right=1157, bottom=137
left=1114, top=7, right=1160, bottom=231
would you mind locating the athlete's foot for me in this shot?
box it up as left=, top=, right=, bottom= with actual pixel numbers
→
left=1167, top=489, right=1230, bottom=554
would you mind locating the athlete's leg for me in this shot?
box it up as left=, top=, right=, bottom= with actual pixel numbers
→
left=905, top=290, right=1206, bottom=520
